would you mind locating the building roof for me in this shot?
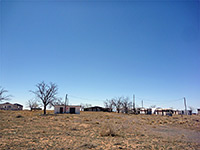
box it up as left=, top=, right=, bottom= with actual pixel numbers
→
left=0, top=102, right=23, bottom=107
left=155, top=108, right=173, bottom=110
left=54, top=105, right=81, bottom=107
left=86, top=106, right=104, bottom=109
left=14, top=103, right=23, bottom=107
left=0, top=102, right=12, bottom=105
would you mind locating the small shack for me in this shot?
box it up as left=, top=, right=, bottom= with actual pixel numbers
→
left=173, top=110, right=182, bottom=115
left=154, top=108, right=173, bottom=116
left=54, top=105, right=80, bottom=114
left=84, top=106, right=111, bottom=112
left=188, top=110, right=192, bottom=115
left=140, top=108, right=147, bottom=114
left=198, top=109, right=200, bottom=115
left=147, top=108, right=152, bottom=115
left=138, top=108, right=152, bottom=115
left=135, top=108, right=141, bottom=114
left=154, top=108, right=163, bottom=115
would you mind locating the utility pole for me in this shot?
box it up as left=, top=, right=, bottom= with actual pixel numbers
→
left=142, top=100, right=143, bottom=108
left=64, top=94, right=68, bottom=113
left=184, top=97, right=187, bottom=115
left=133, top=94, right=135, bottom=110
left=133, top=94, right=135, bottom=111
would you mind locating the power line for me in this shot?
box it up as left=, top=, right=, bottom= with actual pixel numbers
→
left=136, top=96, right=183, bottom=103
left=68, top=94, right=183, bottom=103
left=68, top=94, right=185, bottom=109
left=68, top=94, right=105, bottom=102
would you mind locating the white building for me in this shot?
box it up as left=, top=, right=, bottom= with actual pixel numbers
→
left=54, top=105, right=80, bottom=114
left=140, top=108, right=147, bottom=114
left=154, top=108, right=173, bottom=116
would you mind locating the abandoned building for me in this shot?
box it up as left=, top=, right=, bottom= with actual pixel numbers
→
left=31, top=107, right=42, bottom=111
left=173, top=110, right=182, bottom=115
left=0, top=102, right=23, bottom=110
left=198, top=109, right=200, bottom=115
left=187, top=110, right=192, bottom=115
left=139, top=108, right=147, bottom=114
left=137, top=108, right=152, bottom=115
left=154, top=108, right=174, bottom=116
left=84, top=106, right=111, bottom=112
left=54, top=105, right=80, bottom=114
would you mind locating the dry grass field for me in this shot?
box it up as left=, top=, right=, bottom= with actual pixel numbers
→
left=0, top=110, right=200, bottom=150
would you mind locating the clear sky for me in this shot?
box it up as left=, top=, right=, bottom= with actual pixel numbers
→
left=0, top=0, right=200, bottom=110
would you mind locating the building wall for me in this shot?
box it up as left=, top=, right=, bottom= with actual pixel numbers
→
left=173, top=111, right=180, bottom=115
left=140, top=110, right=146, bottom=114
left=75, top=107, right=80, bottom=114
left=147, top=109, right=152, bottom=115
left=65, top=106, right=80, bottom=114
left=54, top=106, right=80, bottom=114
left=14, top=105, right=23, bottom=110
left=54, top=106, right=61, bottom=114
left=155, top=110, right=163, bottom=115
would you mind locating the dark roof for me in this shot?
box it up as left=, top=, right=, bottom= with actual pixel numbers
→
left=14, top=103, right=23, bottom=107
left=86, top=106, right=104, bottom=109
left=84, top=106, right=111, bottom=112
left=54, top=105, right=80, bottom=107
left=0, top=102, right=11, bottom=105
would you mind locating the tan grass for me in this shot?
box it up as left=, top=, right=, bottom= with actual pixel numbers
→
left=0, top=110, right=200, bottom=149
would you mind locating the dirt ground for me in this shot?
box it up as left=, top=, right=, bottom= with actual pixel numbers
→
left=0, top=110, right=200, bottom=149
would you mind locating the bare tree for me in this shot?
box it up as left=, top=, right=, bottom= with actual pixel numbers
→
left=85, top=103, right=92, bottom=108
left=80, top=103, right=85, bottom=111
left=80, top=103, right=92, bottom=111
left=51, top=98, right=64, bottom=106
left=112, top=97, right=123, bottom=113
left=104, top=97, right=133, bottom=113
left=188, top=106, right=195, bottom=113
left=121, top=97, right=132, bottom=114
left=0, top=87, right=11, bottom=102
left=150, top=105, right=156, bottom=108
left=26, top=99, right=39, bottom=111
left=30, top=81, right=59, bottom=115
left=104, top=99, right=114, bottom=112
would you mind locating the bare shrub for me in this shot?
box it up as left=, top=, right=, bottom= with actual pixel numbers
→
left=100, top=123, right=119, bottom=137
left=16, top=115, right=23, bottom=118
left=79, top=143, right=97, bottom=149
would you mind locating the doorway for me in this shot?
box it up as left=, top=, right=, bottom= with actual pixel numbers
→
left=70, top=108, right=75, bottom=114
left=60, top=107, right=63, bottom=113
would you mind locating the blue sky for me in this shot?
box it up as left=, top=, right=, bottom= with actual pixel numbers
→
left=0, top=0, right=200, bottom=110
